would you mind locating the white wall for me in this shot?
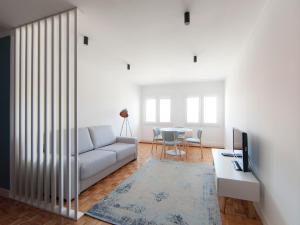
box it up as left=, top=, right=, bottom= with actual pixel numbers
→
left=225, top=0, right=300, bottom=225
left=77, top=38, right=141, bottom=137
left=141, top=81, right=225, bottom=147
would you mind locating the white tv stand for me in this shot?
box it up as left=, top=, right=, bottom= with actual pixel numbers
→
left=212, top=149, right=260, bottom=217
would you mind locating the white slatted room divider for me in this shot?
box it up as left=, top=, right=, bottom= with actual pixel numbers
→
left=10, top=8, right=82, bottom=219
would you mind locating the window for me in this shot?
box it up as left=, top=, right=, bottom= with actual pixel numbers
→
left=145, top=98, right=156, bottom=122
left=186, top=97, right=199, bottom=123
left=159, top=98, right=171, bottom=123
left=203, top=96, right=217, bottom=123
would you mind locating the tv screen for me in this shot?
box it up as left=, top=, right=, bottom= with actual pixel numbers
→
left=233, top=128, right=249, bottom=172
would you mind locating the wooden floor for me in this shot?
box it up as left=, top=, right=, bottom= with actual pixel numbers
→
left=0, top=143, right=263, bottom=225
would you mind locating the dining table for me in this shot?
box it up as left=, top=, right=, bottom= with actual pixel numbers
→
left=159, top=127, right=193, bottom=156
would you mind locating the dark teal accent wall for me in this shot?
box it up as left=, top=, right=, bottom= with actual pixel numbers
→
left=0, top=36, right=11, bottom=189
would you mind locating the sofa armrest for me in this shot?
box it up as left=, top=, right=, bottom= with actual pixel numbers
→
left=116, top=136, right=138, bottom=145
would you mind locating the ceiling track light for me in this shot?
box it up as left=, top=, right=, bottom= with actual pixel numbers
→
left=194, top=55, right=197, bottom=63
left=184, top=11, right=190, bottom=25
left=127, top=64, right=131, bottom=70
left=84, top=36, right=89, bottom=45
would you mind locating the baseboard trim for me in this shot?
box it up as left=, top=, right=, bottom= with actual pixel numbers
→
left=253, top=203, right=270, bottom=225
left=0, top=187, right=10, bottom=198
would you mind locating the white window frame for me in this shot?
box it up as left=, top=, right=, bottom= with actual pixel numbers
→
left=202, top=96, right=218, bottom=125
left=159, top=98, right=172, bottom=124
left=186, top=96, right=200, bottom=124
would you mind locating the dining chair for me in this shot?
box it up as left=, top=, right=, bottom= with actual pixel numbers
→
left=151, top=128, right=163, bottom=155
left=174, top=126, right=191, bottom=150
left=185, top=129, right=203, bottom=159
left=174, top=126, right=185, bottom=141
left=161, top=130, right=186, bottom=160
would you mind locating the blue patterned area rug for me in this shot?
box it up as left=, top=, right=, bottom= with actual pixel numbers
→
left=86, top=159, right=221, bottom=225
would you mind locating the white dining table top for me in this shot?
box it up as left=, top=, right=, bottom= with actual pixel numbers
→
left=159, top=127, right=192, bottom=132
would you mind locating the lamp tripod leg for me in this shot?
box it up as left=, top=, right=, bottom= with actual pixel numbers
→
left=120, top=118, right=125, bottom=136
left=127, top=119, right=133, bottom=136
left=125, top=118, right=128, bottom=136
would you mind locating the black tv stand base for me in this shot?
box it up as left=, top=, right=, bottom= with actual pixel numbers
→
left=221, top=152, right=242, bottom=157
left=232, top=160, right=242, bottom=171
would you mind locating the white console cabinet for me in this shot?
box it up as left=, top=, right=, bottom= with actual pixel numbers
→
left=212, top=149, right=260, bottom=216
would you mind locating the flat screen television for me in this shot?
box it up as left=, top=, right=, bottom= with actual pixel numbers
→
left=233, top=128, right=249, bottom=172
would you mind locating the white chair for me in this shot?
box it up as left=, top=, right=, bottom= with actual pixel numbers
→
left=151, top=128, right=163, bottom=155
left=161, top=130, right=186, bottom=160
left=174, top=126, right=185, bottom=141
left=185, top=129, right=203, bottom=158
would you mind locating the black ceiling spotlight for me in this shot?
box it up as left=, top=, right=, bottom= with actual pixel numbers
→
left=184, top=11, right=190, bottom=25
left=127, top=64, right=131, bottom=70
left=84, top=36, right=88, bottom=45
left=194, top=55, right=197, bottom=63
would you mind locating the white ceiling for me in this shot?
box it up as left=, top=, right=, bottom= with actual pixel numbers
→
left=0, top=0, right=265, bottom=85
left=0, top=0, right=74, bottom=31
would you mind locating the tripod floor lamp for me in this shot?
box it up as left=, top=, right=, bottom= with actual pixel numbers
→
left=119, top=109, right=132, bottom=136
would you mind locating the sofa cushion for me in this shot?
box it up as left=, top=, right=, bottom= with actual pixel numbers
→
left=79, top=150, right=116, bottom=180
left=75, top=127, right=94, bottom=154
left=116, top=136, right=138, bottom=144
left=89, top=125, right=116, bottom=148
left=98, top=143, right=136, bottom=161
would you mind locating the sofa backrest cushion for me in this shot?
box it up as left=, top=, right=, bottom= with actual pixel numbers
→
left=76, top=127, right=94, bottom=154
left=89, top=125, right=116, bottom=148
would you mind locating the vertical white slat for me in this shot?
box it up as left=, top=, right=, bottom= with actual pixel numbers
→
left=74, top=9, right=79, bottom=219
left=44, top=18, right=50, bottom=205
left=58, top=13, right=64, bottom=213
left=36, top=21, right=40, bottom=202
left=30, top=23, right=34, bottom=203
left=24, top=25, right=29, bottom=201
left=37, top=20, right=43, bottom=204
left=51, top=15, right=57, bottom=209
left=66, top=11, right=71, bottom=216
left=10, top=29, right=16, bottom=198
left=18, top=27, right=23, bottom=199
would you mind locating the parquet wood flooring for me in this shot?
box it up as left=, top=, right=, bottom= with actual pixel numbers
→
left=0, top=143, right=263, bottom=225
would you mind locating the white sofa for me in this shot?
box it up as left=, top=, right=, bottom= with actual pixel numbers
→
left=65, top=125, right=138, bottom=197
